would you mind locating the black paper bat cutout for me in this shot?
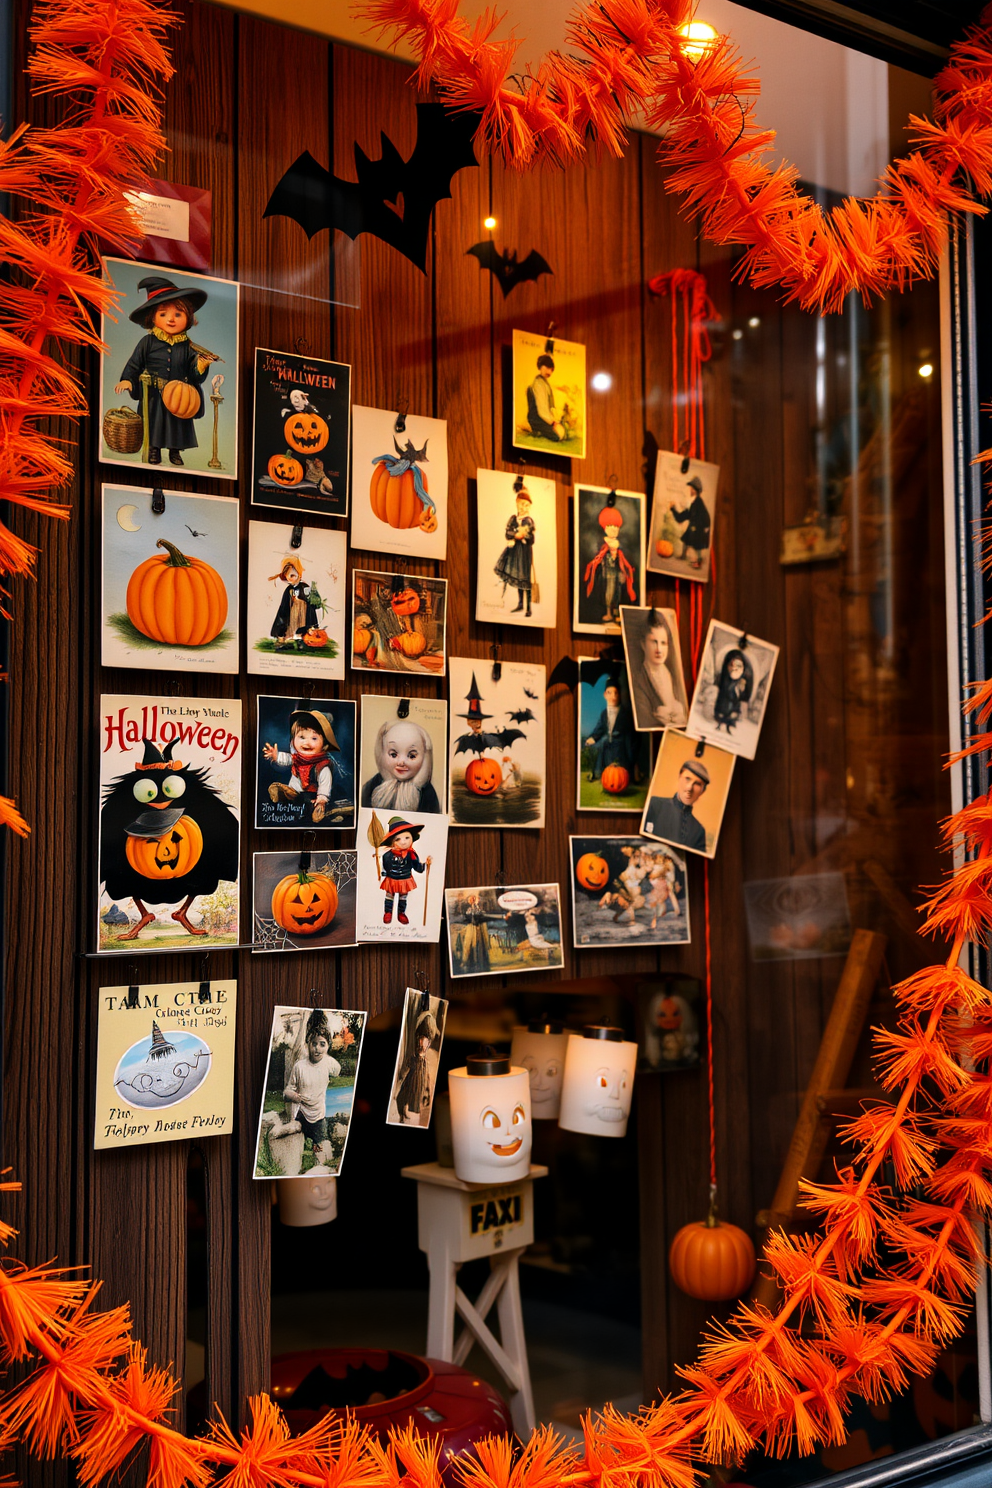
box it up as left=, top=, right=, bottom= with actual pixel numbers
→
left=265, top=103, right=480, bottom=273
left=507, top=708, right=537, bottom=724
left=467, top=241, right=553, bottom=297
left=523, top=687, right=538, bottom=699
left=455, top=727, right=526, bottom=756
left=549, top=650, right=626, bottom=691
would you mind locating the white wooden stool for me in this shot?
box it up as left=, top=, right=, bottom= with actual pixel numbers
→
left=402, top=1160, right=547, bottom=1438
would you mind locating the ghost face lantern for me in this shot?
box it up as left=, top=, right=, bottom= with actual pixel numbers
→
left=448, top=1048, right=532, bottom=1183
left=276, top=1169, right=338, bottom=1227
left=558, top=1026, right=636, bottom=1138
left=510, top=1021, right=568, bottom=1121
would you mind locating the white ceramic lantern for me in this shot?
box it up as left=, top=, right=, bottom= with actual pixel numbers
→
left=558, top=1026, right=636, bottom=1138
left=276, top=1169, right=338, bottom=1227
left=448, top=1047, right=532, bottom=1183
left=511, top=1021, right=568, bottom=1120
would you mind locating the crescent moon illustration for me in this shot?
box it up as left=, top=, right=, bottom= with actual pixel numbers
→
left=117, top=504, right=141, bottom=533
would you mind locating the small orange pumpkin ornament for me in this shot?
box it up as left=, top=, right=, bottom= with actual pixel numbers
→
left=465, top=757, right=502, bottom=796
left=601, top=763, right=629, bottom=794
left=655, top=538, right=675, bottom=558
left=161, top=379, right=201, bottom=419
left=271, top=870, right=338, bottom=936
left=126, top=539, right=228, bottom=647
left=125, top=816, right=204, bottom=880
left=267, top=452, right=304, bottom=486
left=284, top=411, right=329, bottom=454
left=389, top=631, right=427, bottom=659
left=669, top=1195, right=756, bottom=1302
left=391, top=586, right=420, bottom=617
left=576, top=853, right=610, bottom=891
left=303, top=627, right=328, bottom=649
left=353, top=618, right=373, bottom=654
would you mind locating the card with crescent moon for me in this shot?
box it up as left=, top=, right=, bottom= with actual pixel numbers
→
left=251, top=347, right=351, bottom=518
left=246, top=520, right=347, bottom=680
left=99, top=257, right=239, bottom=480
left=102, top=486, right=240, bottom=674
left=349, top=405, right=448, bottom=561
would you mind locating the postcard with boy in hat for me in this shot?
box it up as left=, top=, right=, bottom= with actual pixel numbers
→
left=99, top=257, right=239, bottom=479
left=640, top=731, right=736, bottom=860
left=256, top=695, right=356, bottom=829
left=355, top=806, right=448, bottom=943
left=385, top=987, right=448, bottom=1127
left=648, top=450, right=720, bottom=585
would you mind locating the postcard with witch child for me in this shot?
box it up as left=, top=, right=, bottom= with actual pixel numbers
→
left=246, top=520, right=346, bottom=681
left=355, top=807, right=449, bottom=944
left=251, top=347, right=351, bottom=517
left=447, top=657, right=546, bottom=828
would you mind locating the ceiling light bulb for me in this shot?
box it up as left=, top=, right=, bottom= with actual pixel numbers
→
left=918, top=362, right=934, bottom=379
left=748, top=316, right=760, bottom=328
left=483, top=216, right=497, bottom=230
left=732, top=328, right=743, bottom=341
left=678, top=21, right=717, bottom=60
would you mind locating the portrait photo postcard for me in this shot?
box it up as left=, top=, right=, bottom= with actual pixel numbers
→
left=639, top=978, right=703, bottom=1072
left=445, top=883, right=564, bottom=980
left=252, top=849, right=358, bottom=954
left=448, top=657, right=546, bottom=828
left=250, top=346, right=351, bottom=518
left=573, top=486, right=646, bottom=636
left=511, top=329, right=586, bottom=460
left=351, top=569, right=447, bottom=678
left=99, top=257, right=239, bottom=480
left=576, top=657, right=652, bottom=814
left=94, top=979, right=236, bottom=1150
left=101, top=485, right=239, bottom=675
left=640, top=730, right=735, bottom=860
left=620, top=606, right=689, bottom=733
left=385, top=987, right=449, bottom=1128
left=253, top=1006, right=368, bottom=1179
left=350, top=404, right=448, bottom=561
left=355, top=808, right=449, bottom=945
left=570, top=836, right=690, bottom=950
left=686, top=619, right=780, bottom=761
left=648, top=451, right=719, bottom=585
left=359, top=693, right=447, bottom=817
left=255, top=695, right=356, bottom=830
left=475, top=467, right=558, bottom=630
left=246, top=520, right=346, bottom=681
left=97, top=694, right=241, bottom=952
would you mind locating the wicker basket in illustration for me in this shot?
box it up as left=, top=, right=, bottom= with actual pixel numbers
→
left=102, top=406, right=143, bottom=454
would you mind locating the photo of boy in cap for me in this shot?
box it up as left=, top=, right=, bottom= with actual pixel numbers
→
left=640, top=730, right=736, bottom=860
left=377, top=817, right=433, bottom=926
left=262, top=702, right=343, bottom=825
left=670, top=474, right=712, bottom=570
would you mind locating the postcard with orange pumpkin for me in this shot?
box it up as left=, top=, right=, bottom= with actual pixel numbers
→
left=246, top=520, right=347, bottom=680
left=255, top=695, right=356, bottom=831
left=349, top=405, right=448, bottom=561
left=569, top=835, right=690, bottom=949
left=250, top=347, right=351, bottom=518
left=351, top=570, right=447, bottom=677
left=101, top=486, right=239, bottom=674
left=252, top=850, right=358, bottom=953
left=447, top=657, right=546, bottom=828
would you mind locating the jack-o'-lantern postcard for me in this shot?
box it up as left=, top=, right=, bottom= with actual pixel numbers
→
left=350, top=405, right=448, bottom=561
left=246, top=520, right=347, bottom=681
left=252, top=850, right=358, bottom=953
left=101, top=486, right=240, bottom=675
left=351, top=569, right=447, bottom=678
left=255, top=695, right=356, bottom=831
left=97, top=694, right=241, bottom=953
left=569, top=835, right=690, bottom=950
left=447, top=657, right=546, bottom=828
left=250, top=347, right=351, bottom=518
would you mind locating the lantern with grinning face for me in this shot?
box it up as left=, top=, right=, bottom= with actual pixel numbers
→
left=558, top=1026, right=636, bottom=1138
left=271, top=871, right=338, bottom=937
left=510, top=1022, right=568, bottom=1121
left=448, top=1048, right=532, bottom=1183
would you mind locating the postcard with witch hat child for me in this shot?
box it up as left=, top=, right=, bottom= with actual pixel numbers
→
left=255, top=696, right=356, bottom=830
left=251, top=347, right=351, bottom=518
left=247, top=520, right=346, bottom=681
left=355, top=808, right=449, bottom=944
left=350, top=405, right=448, bottom=561
left=447, top=657, right=546, bottom=828
left=99, top=258, right=239, bottom=480
left=98, top=695, right=241, bottom=952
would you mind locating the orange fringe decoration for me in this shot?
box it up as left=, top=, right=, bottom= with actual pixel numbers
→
left=355, top=0, right=992, bottom=313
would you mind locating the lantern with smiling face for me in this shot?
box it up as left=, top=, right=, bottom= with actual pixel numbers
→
left=448, top=1048, right=532, bottom=1183
left=510, top=1021, right=568, bottom=1120
left=558, top=1026, right=637, bottom=1138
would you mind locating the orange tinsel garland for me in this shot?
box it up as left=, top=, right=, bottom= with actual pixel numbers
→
left=355, top=0, right=992, bottom=313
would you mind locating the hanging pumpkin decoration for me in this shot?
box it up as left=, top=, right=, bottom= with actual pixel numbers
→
left=465, top=757, right=502, bottom=796
left=284, top=411, right=329, bottom=454
left=271, top=870, right=338, bottom=936
left=601, top=763, right=629, bottom=795
left=125, top=816, right=204, bottom=880
left=390, top=586, right=420, bottom=617
left=161, top=379, right=201, bottom=419
left=125, top=539, right=228, bottom=647
left=655, top=538, right=675, bottom=558
left=669, top=1202, right=756, bottom=1302
left=370, top=437, right=431, bottom=529
left=389, top=631, right=427, bottom=659
left=575, top=853, right=610, bottom=891
left=267, top=452, right=303, bottom=487
left=302, top=627, right=328, bottom=649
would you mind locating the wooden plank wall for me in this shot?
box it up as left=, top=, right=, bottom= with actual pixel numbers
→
left=5, top=0, right=949, bottom=1476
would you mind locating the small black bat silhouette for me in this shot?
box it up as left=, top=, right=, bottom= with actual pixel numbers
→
left=466, top=241, right=553, bottom=297
left=454, top=727, right=525, bottom=756
left=523, top=687, right=538, bottom=699
left=264, top=102, right=480, bottom=273
left=507, top=708, right=536, bottom=724
left=185, top=525, right=208, bottom=538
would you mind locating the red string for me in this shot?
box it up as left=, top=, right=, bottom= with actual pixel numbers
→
left=704, top=859, right=716, bottom=1191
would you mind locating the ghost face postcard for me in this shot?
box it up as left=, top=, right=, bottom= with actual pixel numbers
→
left=448, top=657, right=546, bottom=828
left=351, top=570, right=447, bottom=677
left=445, top=884, right=564, bottom=979
left=648, top=451, right=719, bottom=584
left=252, top=850, right=358, bottom=953
left=95, top=980, right=236, bottom=1150
left=359, top=694, right=447, bottom=817
left=255, top=696, right=356, bottom=830
left=577, top=659, right=651, bottom=814
left=98, top=695, right=241, bottom=952
left=99, top=257, right=239, bottom=479
left=475, top=468, right=557, bottom=629
left=254, top=1006, right=368, bottom=1179
left=251, top=347, right=351, bottom=517
left=355, top=808, right=449, bottom=944
left=512, top=329, right=586, bottom=460
left=573, top=486, right=645, bottom=635
left=350, top=405, right=448, bottom=561
left=686, top=619, right=780, bottom=761
left=570, top=836, right=690, bottom=949
left=620, top=606, right=689, bottom=733
left=246, top=520, right=346, bottom=680
left=386, top=987, right=448, bottom=1127
left=101, top=486, right=239, bottom=674
left=640, top=731, right=735, bottom=860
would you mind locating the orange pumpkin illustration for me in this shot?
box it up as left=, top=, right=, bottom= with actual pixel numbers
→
left=353, top=619, right=372, bottom=654
left=271, top=871, right=338, bottom=936
left=302, top=627, right=328, bottom=649
left=267, top=452, right=303, bottom=486
left=465, top=758, right=502, bottom=796
left=389, top=631, right=428, bottom=659
left=126, top=539, right=228, bottom=647
left=391, top=586, right=420, bottom=617
left=284, top=411, right=329, bottom=454
left=370, top=438, right=431, bottom=529
left=575, top=853, right=610, bottom=891
left=125, top=816, right=204, bottom=880
left=601, top=764, right=630, bottom=794
left=655, top=538, right=675, bottom=558
left=161, top=379, right=201, bottom=419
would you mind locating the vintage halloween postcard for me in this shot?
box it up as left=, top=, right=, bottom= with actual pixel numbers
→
left=359, top=694, right=447, bottom=816
left=576, top=657, right=651, bottom=814
left=98, top=695, right=241, bottom=952
left=686, top=619, right=780, bottom=761
left=99, top=257, right=239, bottom=479
left=252, top=850, right=358, bottom=953
left=447, top=657, right=546, bottom=828
left=254, top=1006, right=368, bottom=1179
left=511, top=329, right=586, bottom=460
left=445, top=884, right=564, bottom=979
left=569, top=836, right=690, bottom=949
left=255, top=695, right=356, bottom=830
left=351, top=569, right=447, bottom=677
left=251, top=347, right=351, bottom=517
left=350, top=405, right=448, bottom=561
left=386, top=987, right=448, bottom=1128
left=639, top=979, right=702, bottom=1072
left=101, top=485, right=239, bottom=675
left=95, top=979, right=237, bottom=1150
left=648, top=451, right=719, bottom=585
left=640, top=731, right=735, bottom=860
left=620, top=606, right=689, bottom=732
left=474, top=468, right=558, bottom=629
left=573, top=486, right=645, bottom=635
left=355, top=807, right=449, bottom=944
left=246, top=520, right=346, bottom=680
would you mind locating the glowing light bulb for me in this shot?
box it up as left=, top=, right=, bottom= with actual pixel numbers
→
left=591, top=371, right=613, bottom=392
left=918, top=362, right=934, bottom=379
left=732, top=328, right=743, bottom=341
left=748, top=315, right=760, bottom=328
left=483, top=215, right=497, bottom=231
left=678, top=21, right=717, bottom=60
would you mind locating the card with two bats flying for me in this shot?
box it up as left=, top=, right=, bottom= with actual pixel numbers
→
left=98, top=695, right=241, bottom=952
left=250, top=347, right=351, bottom=518
left=447, top=657, right=546, bottom=828
left=350, top=406, right=448, bottom=561
left=474, top=468, right=558, bottom=629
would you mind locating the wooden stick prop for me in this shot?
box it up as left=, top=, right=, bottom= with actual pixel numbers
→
left=423, top=860, right=431, bottom=926
left=367, top=810, right=386, bottom=879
